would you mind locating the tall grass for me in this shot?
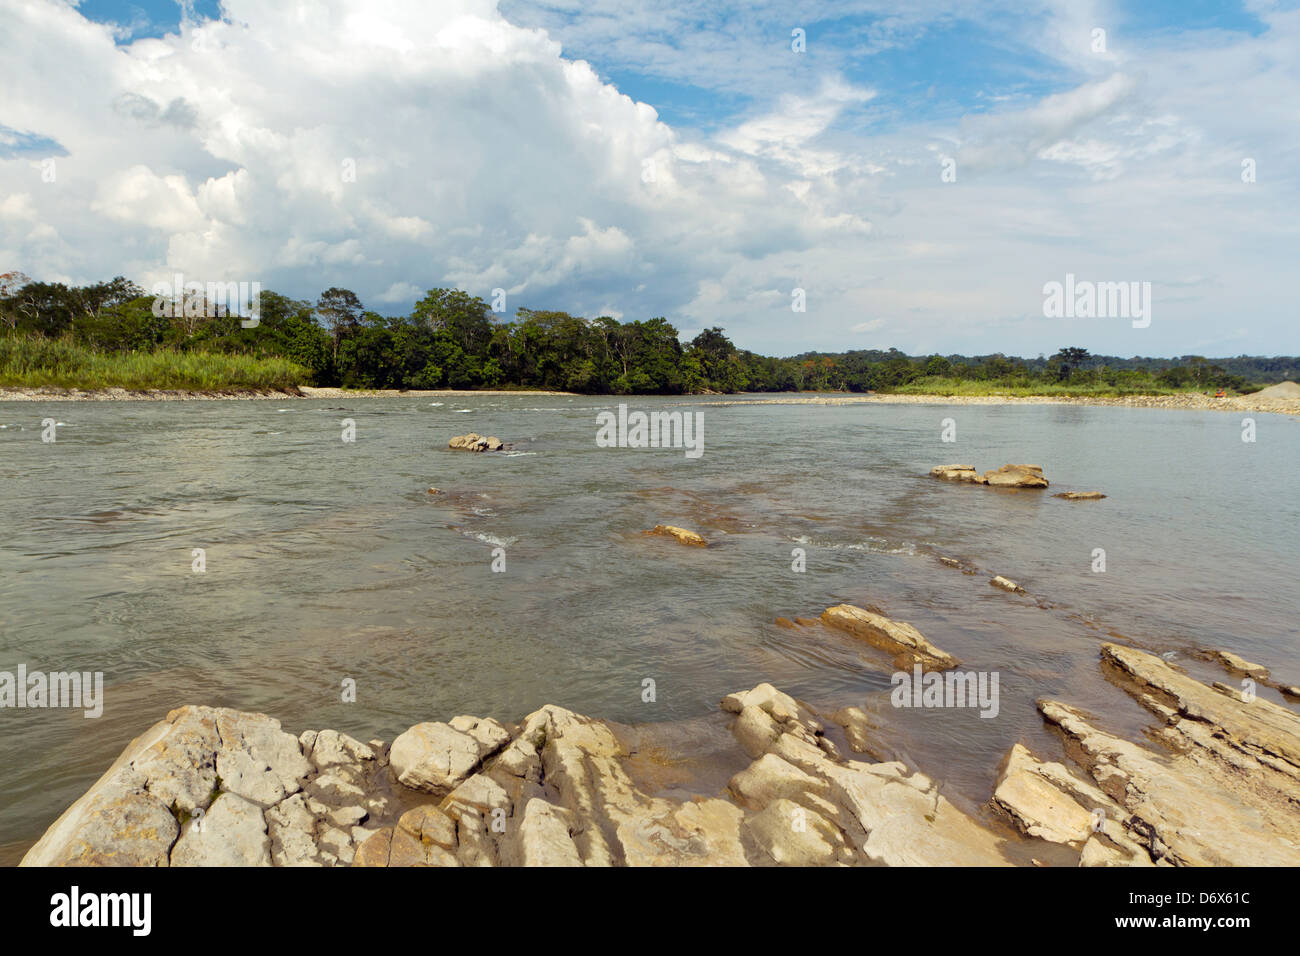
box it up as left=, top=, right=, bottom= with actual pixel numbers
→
left=893, top=375, right=1189, bottom=397
left=0, top=336, right=308, bottom=391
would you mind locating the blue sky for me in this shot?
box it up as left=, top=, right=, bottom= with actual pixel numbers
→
left=2, top=0, right=1297, bottom=357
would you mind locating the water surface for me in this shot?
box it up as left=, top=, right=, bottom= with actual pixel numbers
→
left=1, top=395, right=1296, bottom=860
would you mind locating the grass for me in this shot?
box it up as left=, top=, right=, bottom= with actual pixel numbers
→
left=892, top=376, right=1196, bottom=397
left=0, top=336, right=309, bottom=391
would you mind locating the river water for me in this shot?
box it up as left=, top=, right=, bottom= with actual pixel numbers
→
left=1, top=394, right=1296, bottom=861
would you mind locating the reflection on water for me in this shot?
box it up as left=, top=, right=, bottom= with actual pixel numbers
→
left=0, top=396, right=1297, bottom=859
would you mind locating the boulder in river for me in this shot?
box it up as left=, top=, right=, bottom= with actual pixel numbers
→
left=819, top=603, right=959, bottom=671
left=930, top=463, right=1049, bottom=487
left=929, top=464, right=983, bottom=483
left=982, top=464, right=1048, bottom=488
left=1208, top=649, right=1270, bottom=681
left=1053, top=491, right=1105, bottom=500
left=449, top=433, right=506, bottom=452
left=645, top=524, right=708, bottom=547
left=990, top=575, right=1026, bottom=594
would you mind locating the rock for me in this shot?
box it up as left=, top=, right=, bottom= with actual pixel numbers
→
left=1101, top=643, right=1300, bottom=777
left=266, top=793, right=320, bottom=867
left=448, top=433, right=509, bottom=452
left=19, top=705, right=312, bottom=867
left=820, top=603, right=959, bottom=671
left=829, top=706, right=885, bottom=757
left=427, top=487, right=440, bottom=494
left=390, top=720, right=506, bottom=794
left=744, top=798, right=843, bottom=865
left=645, top=524, right=707, bottom=547
left=355, top=804, right=462, bottom=868
left=983, top=464, right=1049, bottom=488
left=720, top=683, right=816, bottom=726
left=1038, top=644, right=1300, bottom=867
left=728, top=753, right=831, bottom=811
left=398, top=804, right=458, bottom=850
left=501, top=798, right=582, bottom=866
left=615, top=800, right=749, bottom=868
left=1209, top=650, right=1270, bottom=681
left=992, top=744, right=1097, bottom=845
left=171, top=792, right=271, bottom=867
left=305, top=729, right=375, bottom=770
left=931, top=464, right=1050, bottom=488
left=1054, top=491, right=1106, bottom=500
left=351, top=829, right=393, bottom=867
left=732, top=706, right=782, bottom=759
left=29, top=682, right=1042, bottom=868
left=930, top=465, right=984, bottom=483
left=448, top=715, right=512, bottom=754
left=990, top=575, right=1026, bottom=594
left=214, top=709, right=313, bottom=808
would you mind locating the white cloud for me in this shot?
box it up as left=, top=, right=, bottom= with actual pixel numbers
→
left=0, top=0, right=1296, bottom=360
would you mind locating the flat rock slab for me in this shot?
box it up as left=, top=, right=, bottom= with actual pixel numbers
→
left=930, top=463, right=1049, bottom=488
left=820, top=603, right=959, bottom=671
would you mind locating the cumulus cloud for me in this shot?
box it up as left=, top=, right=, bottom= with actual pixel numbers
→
left=0, top=0, right=1297, bottom=358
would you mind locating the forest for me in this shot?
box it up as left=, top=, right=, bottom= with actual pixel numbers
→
left=1, top=272, right=1294, bottom=394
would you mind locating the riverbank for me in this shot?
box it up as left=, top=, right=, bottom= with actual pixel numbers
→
left=20, top=620, right=1300, bottom=867
left=702, top=391, right=1300, bottom=416
left=3, top=385, right=1298, bottom=415
left=0, top=385, right=578, bottom=401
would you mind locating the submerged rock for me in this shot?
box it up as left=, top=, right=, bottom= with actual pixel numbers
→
left=644, top=524, right=708, bottom=547
left=819, top=603, right=959, bottom=671
left=1053, top=491, right=1106, bottom=500
left=1209, top=649, right=1270, bottom=681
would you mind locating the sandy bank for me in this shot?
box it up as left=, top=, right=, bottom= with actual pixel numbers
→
left=702, top=392, right=1300, bottom=416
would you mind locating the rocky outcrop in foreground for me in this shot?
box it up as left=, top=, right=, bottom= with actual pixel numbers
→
left=993, top=644, right=1300, bottom=866
left=930, top=464, right=1049, bottom=488
left=21, top=681, right=1015, bottom=867
left=22, top=633, right=1300, bottom=867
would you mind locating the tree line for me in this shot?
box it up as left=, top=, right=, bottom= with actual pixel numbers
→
left=0, top=272, right=1293, bottom=393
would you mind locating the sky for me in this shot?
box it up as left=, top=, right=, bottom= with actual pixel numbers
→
left=0, top=0, right=1297, bottom=358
